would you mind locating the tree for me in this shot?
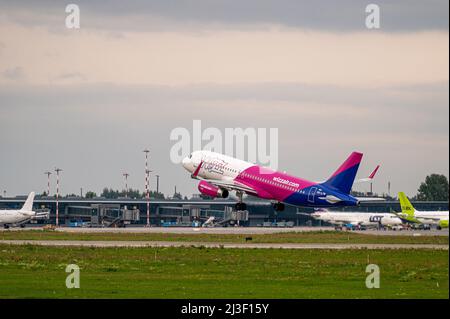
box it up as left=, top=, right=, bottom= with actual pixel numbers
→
left=126, top=188, right=142, bottom=199
left=100, top=187, right=166, bottom=199
left=416, top=174, right=449, bottom=201
left=85, top=191, right=97, bottom=199
left=149, top=190, right=165, bottom=200
left=173, top=192, right=182, bottom=200
left=101, top=187, right=120, bottom=199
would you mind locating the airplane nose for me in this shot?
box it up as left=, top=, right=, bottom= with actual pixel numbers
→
left=182, top=156, right=191, bottom=170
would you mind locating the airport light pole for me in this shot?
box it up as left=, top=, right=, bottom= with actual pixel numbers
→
left=44, top=171, right=52, bottom=196
left=143, top=149, right=150, bottom=227
left=123, top=172, right=129, bottom=198
left=55, top=168, right=62, bottom=227
left=156, top=174, right=160, bottom=195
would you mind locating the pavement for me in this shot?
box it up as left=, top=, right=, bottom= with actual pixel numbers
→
left=3, top=226, right=448, bottom=236
left=0, top=240, right=447, bottom=250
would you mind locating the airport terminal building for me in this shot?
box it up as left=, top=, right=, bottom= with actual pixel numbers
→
left=0, top=196, right=448, bottom=227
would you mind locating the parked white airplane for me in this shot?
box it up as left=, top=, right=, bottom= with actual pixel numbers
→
left=310, top=209, right=403, bottom=228
left=0, top=192, right=39, bottom=229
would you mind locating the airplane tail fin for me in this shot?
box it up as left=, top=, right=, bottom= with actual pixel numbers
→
left=322, top=152, right=363, bottom=194
left=20, top=192, right=35, bottom=212
left=398, top=192, right=415, bottom=217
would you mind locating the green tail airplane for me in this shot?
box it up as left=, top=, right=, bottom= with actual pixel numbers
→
left=396, top=192, right=448, bottom=229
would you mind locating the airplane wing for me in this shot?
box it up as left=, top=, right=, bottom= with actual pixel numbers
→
left=413, top=216, right=441, bottom=222
left=355, top=165, right=380, bottom=183
left=334, top=219, right=360, bottom=225
left=356, top=197, right=386, bottom=202
left=391, top=211, right=422, bottom=224
left=323, top=219, right=361, bottom=226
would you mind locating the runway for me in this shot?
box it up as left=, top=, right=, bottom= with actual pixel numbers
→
left=0, top=239, right=447, bottom=250
left=5, top=226, right=449, bottom=236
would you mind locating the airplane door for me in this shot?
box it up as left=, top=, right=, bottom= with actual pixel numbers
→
left=308, top=187, right=318, bottom=203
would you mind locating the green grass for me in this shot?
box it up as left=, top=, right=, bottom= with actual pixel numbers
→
left=0, top=244, right=447, bottom=298
left=0, top=230, right=448, bottom=245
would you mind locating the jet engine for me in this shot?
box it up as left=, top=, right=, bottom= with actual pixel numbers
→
left=198, top=181, right=229, bottom=198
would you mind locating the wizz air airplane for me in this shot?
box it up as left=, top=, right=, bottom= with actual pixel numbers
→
left=182, top=150, right=380, bottom=211
left=0, top=192, right=41, bottom=229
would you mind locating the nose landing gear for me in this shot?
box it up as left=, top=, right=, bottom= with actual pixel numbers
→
left=235, top=202, right=247, bottom=211
left=234, top=191, right=247, bottom=211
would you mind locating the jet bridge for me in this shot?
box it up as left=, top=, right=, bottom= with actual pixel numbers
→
left=64, top=204, right=140, bottom=227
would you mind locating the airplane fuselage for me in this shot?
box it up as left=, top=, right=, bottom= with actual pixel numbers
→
left=311, top=211, right=403, bottom=227
left=409, top=210, right=449, bottom=225
left=0, top=209, right=34, bottom=226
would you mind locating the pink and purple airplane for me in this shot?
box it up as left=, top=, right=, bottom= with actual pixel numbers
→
left=182, top=150, right=380, bottom=211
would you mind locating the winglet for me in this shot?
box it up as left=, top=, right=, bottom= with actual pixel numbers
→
left=355, top=165, right=380, bottom=183
left=369, top=165, right=380, bottom=179
left=191, top=161, right=203, bottom=178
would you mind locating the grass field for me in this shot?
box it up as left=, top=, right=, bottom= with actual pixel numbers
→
left=0, top=244, right=448, bottom=298
left=0, top=230, right=448, bottom=245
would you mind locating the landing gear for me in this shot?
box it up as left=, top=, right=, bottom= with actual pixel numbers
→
left=273, top=202, right=285, bottom=212
left=235, top=202, right=247, bottom=211
left=20, top=224, right=25, bottom=228
left=3, top=224, right=10, bottom=229
left=235, top=191, right=247, bottom=211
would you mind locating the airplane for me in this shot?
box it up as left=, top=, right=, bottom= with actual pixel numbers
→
left=182, top=150, right=382, bottom=211
left=309, top=208, right=403, bottom=229
left=0, top=192, right=45, bottom=229
left=397, top=192, right=449, bottom=229
left=202, top=216, right=216, bottom=227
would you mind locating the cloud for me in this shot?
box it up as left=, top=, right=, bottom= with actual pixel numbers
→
left=1, top=66, right=25, bottom=80
left=55, top=72, right=87, bottom=82
left=0, top=0, right=448, bottom=32
left=0, top=24, right=448, bottom=87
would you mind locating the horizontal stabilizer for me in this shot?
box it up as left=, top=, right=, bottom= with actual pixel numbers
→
left=355, top=197, right=386, bottom=203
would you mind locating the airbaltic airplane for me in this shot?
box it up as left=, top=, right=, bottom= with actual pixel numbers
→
left=310, top=209, right=403, bottom=228
left=0, top=192, right=37, bottom=229
left=182, top=150, right=380, bottom=211
left=397, top=192, right=449, bottom=229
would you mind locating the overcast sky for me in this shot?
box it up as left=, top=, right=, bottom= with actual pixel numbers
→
left=0, top=0, right=448, bottom=198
